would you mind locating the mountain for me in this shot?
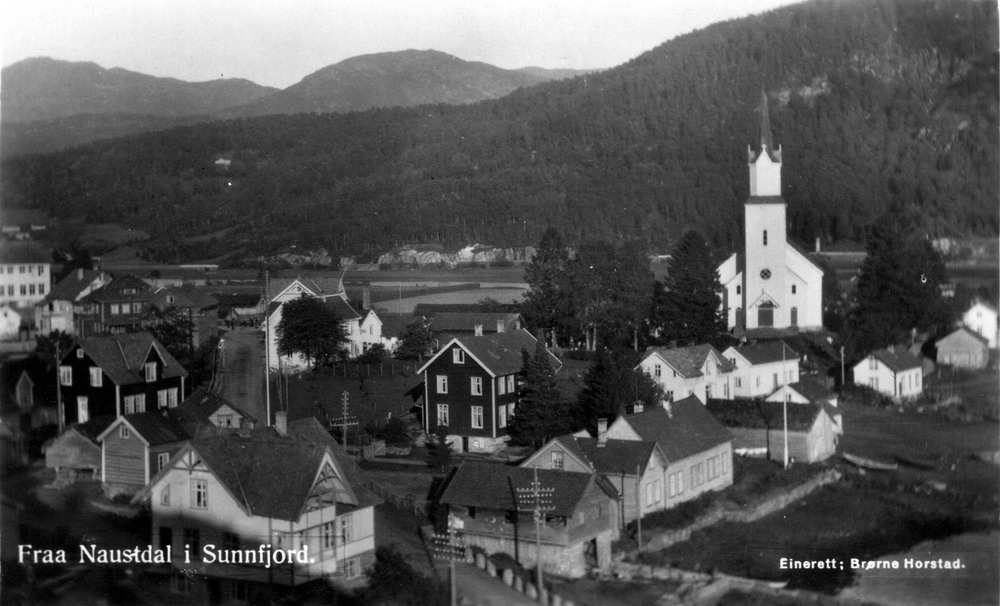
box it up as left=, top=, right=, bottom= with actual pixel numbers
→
left=1, top=57, right=278, bottom=123
left=516, top=66, right=596, bottom=80
left=225, top=50, right=558, bottom=117
left=2, top=0, right=996, bottom=265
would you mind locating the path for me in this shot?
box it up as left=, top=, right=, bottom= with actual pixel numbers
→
left=216, top=327, right=268, bottom=425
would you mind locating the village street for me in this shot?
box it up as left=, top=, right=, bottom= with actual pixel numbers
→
left=215, top=327, right=268, bottom=425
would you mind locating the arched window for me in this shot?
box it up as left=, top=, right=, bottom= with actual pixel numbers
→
left=736, top=285, right=741, bottom=295
left=763, top=230, right=768, bottom=246
left=791, top=284, right=797, bottom=294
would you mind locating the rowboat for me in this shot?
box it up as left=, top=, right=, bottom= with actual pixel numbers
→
left=843, top=452, right=898, bottom=471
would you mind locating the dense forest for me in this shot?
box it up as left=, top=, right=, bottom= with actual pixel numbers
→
left=2, top=0, right=996, bottom=263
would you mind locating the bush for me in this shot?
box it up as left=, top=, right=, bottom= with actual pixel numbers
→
left=840, top=383, right=895, bottom=408
left=384, top=416, right=411, bottom=446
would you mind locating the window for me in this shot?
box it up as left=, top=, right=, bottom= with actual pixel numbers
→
left=763, top=230, right=768, bottom=245
left=506, top=375, right=515, bottom=393
left=436, top=375, right=448, bottom=394
left=77, top=397, right=89, bottom=423
left=135, top=394, right=146, bottom=413
left=18, top=266, right=24, bottom=274
left=28, top=284, right=35, bottom=296
left=869, top=356, right=878, bottom=371
left=77, top=349, right=84, bottom=359
left=791, top=284, right=797, bottom=294
left=145, top=362, right=157, bottom=382
left=508, top=403, right=515, bottom=420
left=654, top=364, right=662, bottom=377
left=645, top=483, right=654, bottom=506
left=323, top=522, right=336, bottom=550
left=218, top=414, right=234, bottom=428
left=498, top=376, right=506, bottom=395
left=498, top=405, right=507, bottom=428
left=474, top=324, right=484, bottom=336
left=59, top=365, right=72, bottom=386
left=19, top=285, right=26, bottom=296
left=339, top=514, right=353, bottom=543
left=342, top=557, right=361, bottom=579
left=869, top=377, right=879, bottom=390
left=654, top=479, right=662, bottom=503
left=38, top=285, right=44, bottom=295
left=89, top=367, right=102, bottom=387
left=577, top=511, right=586, bottom=525
left=158, top=452, right=170, bottom=471
left=110, top=303, right=121, bottom=315
left=192, top=479, right=208, bottom=508
left=665, top=390, right=674, bottom=402
left=755, top=376, right=761, bottom=388
left=124, top=395, right=136, bottom=414
left=37, top=265, right=44, bottom=275
left=119, top=425, right=130, bottom=439
left=551, top=450, right=564, bottom=470
left=183, top=528, right=200, bottom=553
left=721, top=454, right=729, bottom=475
left=436, top=404, right=449, bottom=426
left=158, top=390, right=169, bottom=409
left=452, top=349, right=465, bottom=364
left=708, top=457, right=717, bottom=479
left=736, top=285, right=742, bottom=295
left=471, top=406, right=483, bottom=429
left=470, top=377, right=483, bottom=396
left=160, top=484, right=170, bottom=506
left=167, top=388, right=179, bottom=408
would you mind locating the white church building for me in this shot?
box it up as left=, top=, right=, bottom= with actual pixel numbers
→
left=717, top=91, right=824, bottom=334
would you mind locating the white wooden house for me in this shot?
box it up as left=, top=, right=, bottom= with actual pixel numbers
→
left=635, top=344, right=734, bottom=403
left=852, top=346, right=923, bottom=401
left=962, top=299, right=998, bottom=349
left=722, top=341, right=800, bottom=398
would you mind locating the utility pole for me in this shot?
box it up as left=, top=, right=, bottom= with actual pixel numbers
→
left=782, top=343, right=789, bottom=469
left=265, top=270, right=271, bottom=427
left=635, top=463, right=643, bottom=550
left=55, top=340, right=64, bottom=433
left=330, top=391, right=358, bottom=452
left=516, top=467, right=554, bottom=595
left=429, top=514, right=465, bottom=606
left=840, top=346, right=845, bottom=387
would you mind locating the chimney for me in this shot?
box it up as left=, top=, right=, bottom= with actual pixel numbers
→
left=664, top=400, right=673, bottom=418
left=275, top=411, right=287, bottom=436
left=633, top=401, right=644, bottom=414
left=887, top=345, right=895, bottom=354
left=474, top=324, right=483, bottom=336
left=597, top=418, right=608, bottom=447
left=77, top=268, right=84, bottom=280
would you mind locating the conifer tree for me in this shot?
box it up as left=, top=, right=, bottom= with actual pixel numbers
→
left=522, top=227, right=571, bottom=347
left=651, top=231, right=725, bottom=345
left=572, top=350, right=664, bottom=433
left=508, top=340, right=573, bottom=447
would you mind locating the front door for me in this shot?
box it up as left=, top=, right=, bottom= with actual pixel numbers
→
left=758, top=302, right=774, bottom=327
left=790, top=307, right=798, bottom=327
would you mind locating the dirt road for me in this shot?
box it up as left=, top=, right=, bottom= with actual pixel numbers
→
left=216, top=327, right=268, bottom=425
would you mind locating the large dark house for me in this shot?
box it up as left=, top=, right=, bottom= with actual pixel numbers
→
left=74, top=274, right=155, bottom=337
left=416, top=329, right=560, bottom=453
left=59, top=332, right=188, bottom=426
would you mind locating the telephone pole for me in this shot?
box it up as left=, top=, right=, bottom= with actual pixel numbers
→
left=429, top=514, right=465, bottom=606
left=516, top=467, right=554, bottom=594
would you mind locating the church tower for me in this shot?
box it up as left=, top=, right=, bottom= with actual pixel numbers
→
left=743, top=89, right=788, bottom=329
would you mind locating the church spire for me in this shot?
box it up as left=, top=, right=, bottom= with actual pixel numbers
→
left=750, top=87, right=781, bottom=164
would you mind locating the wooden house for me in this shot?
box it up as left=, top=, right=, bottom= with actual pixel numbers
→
left=606, top=397, right=734, bottom=505
left=150, top=283, right=220, bottom=348
left=706, top=398, right=838, bottom=463
left=74, top=274, right=155, bottom=337
left=721, top=341, right=801, bottom=398
left=521, top=428, right=668, bottom=525
left=765, top=378, right=842, bottom=434
left=936, top=327, right=990, bottom=370
left=34, top=269, right=111, bottom=335
left=635, top=344, right=734, bottom=403
left=135, top=416, right=378, bottom=601
left=963, top=299, right=998, bottom=348
left=58, top=332, right=188, bottom=426
left=417, top=329, right=561, bottom=453
left=427, top=312, right=524, bottom=344
left=43, top=416, right=115, bottom=484
left=852, top=346, right=923, bottom=401
left=437, top=462, right=620, bottom=578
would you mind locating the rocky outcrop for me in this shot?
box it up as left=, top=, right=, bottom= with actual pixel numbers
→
left=377, top=244, right=535, bottom=267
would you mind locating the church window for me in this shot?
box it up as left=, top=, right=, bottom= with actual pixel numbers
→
left=791, top=284, right=797, bottom=294
left=763, top=230, right=768, bottom=246
left=736, top=285, right=741, bottom=295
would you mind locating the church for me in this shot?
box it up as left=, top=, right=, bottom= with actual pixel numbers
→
left=717, top=92, right=823, bottom=334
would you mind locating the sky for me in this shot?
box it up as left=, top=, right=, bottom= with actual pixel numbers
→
left=3, top=0, right=802, bottom=89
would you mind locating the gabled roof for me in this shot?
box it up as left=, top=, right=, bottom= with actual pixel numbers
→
left=550, top=434, right=660, bottom=476
left=706, top=398, right=826, bottom=432
left=641, top=344, right=733, bottom=378
left=169, top=388, right=256, bottom=432
left=69, top=332, right=187, bottom=385
left=617, top=396, right=732, bottom=463
left=43, top=269, right=108, bottom=303
left=69, top=415, right=117, bottom=444
left=939, top=326, right=990, bottom=347
left=968, top=299, right=998, bottom=314
left=417, top=330, right=559, bottom=377
left=379, top=314, right=417, bottom=339
left=0, top=240, right=50, bottom=264
left=285, top=417, right=380, bottom=512
left=265, top=276, right=344, bottom=303
left=439, top=462, right=619, bottom=516
left=80, top=274, right=154, bottom=303
left=322, top=295, right=361, bottom=321
left=153, top=284, right=218, bottom=310
left=429, top=313, right=522, bottom=333
left=100, top=409, right=194, bottom=446
left=777, top=379, right=835, bottom=404
left=866, top=347, right=922, bottom=373
left=730, top=341, right=800, bottom=365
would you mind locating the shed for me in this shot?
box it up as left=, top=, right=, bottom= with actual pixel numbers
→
left=936, top=327, right=989, bottom=370
left=706, top=398, right=838, bottom=464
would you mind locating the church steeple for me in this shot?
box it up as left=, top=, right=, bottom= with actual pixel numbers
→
left=747, top=88, right=782, bottom=197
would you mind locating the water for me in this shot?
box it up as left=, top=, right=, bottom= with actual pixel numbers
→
left=840, top=531, right=998, bottom=606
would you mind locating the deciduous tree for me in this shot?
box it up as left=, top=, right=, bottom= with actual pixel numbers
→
left=275, top=296, right=348, bottom=369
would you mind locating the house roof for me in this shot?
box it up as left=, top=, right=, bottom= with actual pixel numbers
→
left=552, top=434, right=659, bottom=476
left=153, top=284, right=218, bottom=310
left=80, top=274, right=154, bottom=303
left=867, top=346, right=922, bottom=373
left=378, top=315, right=418, bottom=339
left=169, top=388, right=256, bottom=431
left=939, top=326, right=990, bottom=347
left=438, top=462, right=619, bottom=516
left=617, top=396, right=732, bottom=463
left=642, top=344, right=734, bottom=378
left=731, top=341, right=800, bottom=365
left=0, top=240, right=50, bottom=264
left=418, top=330, right=560, bottom=377
left=285, top=417, right=380, bottom=512
left=706, top=398, right=826, bottom=432
left=265, top=276, right=344, bottom=303
left=71, top=332, right=187, bottom=385
left=429, top=313, right=521, bottom=333
left=969, top=299, right=998, bottom=314
left=102, top=409, right=195, bottom=446
left=322, top=295, right=361, bottom=321
left=780, top=379, right=836, bottom=404
left=44, top=270, right=107, bottom=303
left=70, top=415, right=117, bottom=444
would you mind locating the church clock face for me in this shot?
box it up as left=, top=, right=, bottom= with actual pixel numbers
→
left=760, top=269, right=772, bottom=280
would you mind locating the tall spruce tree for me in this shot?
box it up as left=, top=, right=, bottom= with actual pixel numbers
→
left=651, top=231, right=725, bottom=345
left=508, top=340, right=573, bottom=447
left=572, top=349, right=664, bottom=433
left=522, top=227, right=571, bottom=347
left=846, top=209, right=949, bottom=357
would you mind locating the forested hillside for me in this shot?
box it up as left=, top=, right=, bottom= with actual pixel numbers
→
left=2, top=0, right=995, bottom=264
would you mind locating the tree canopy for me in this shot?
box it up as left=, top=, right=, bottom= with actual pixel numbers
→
left=651, top=231, right=725, bottom=345
left=521, top=227, right=572, bottom=347
left=572, top=349, right=664, bottom=433
left=394, top=319, right=434, bottom=363
left=275, top=296, right=348, bottom=369
left=507, top=339, right=574, bottom=447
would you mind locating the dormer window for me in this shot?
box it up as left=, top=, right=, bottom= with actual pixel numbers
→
left=77, top=349, right=84, bottom=359
left=119, top=425, right=130, bottom=439
left=145, top=362, right=157, bottom=382
left=474, top=324, right=484, bottom=336
left=452, top=349, right=465, bottom=364
left=496, top=321, right=505, bottom=333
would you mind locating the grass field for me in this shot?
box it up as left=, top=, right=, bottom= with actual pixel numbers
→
left=374, top=287, right=527, bottom=314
